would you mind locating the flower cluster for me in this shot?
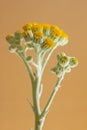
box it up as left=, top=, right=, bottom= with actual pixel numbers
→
left=51, top=53, right=78, bottom=78
left=22, top=23, right=68, bottom=47
left=6, top=31, right=23, bottom=53
left=6, top=23, right=69, bottom=53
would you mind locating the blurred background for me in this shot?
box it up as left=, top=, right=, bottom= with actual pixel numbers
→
left=0, top=0, right=87, bottom=130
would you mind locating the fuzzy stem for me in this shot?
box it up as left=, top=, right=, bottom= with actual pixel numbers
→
left=42, top=44, right=59, bottom=76
left=40, top=76, right=63, bottom=118
left=17, top=42, right=64, bottom=130
left=33, top=46, right=43, bottom=130
left=17, top=52, right=35, bottom=84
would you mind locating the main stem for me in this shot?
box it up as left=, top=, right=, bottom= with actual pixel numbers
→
left=33, top=46, right=43, bottom=130
left=32, top=77, right=42, bottom=130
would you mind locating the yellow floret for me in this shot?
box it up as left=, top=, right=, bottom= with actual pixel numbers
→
left=44, top=38, right=55, bottom=48
left=34, top=31, right=44, bottom=39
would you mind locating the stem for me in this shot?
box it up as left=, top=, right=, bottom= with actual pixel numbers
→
left=42, top=44, right=58, bottom=76
left=42, top=37, right=64, bottom=75
left=17, top=52, right=35, bottom=84
left=40, top=76, right=63, bottom=118
left=35, top=116, right=45, bottom=130
left=32, top=46, right=43, bottom=130
left=16, top=39, right=65, bottom=130
left=17, top=49, right=43, bottom=130
left=32, top=77, right=41, bottom=116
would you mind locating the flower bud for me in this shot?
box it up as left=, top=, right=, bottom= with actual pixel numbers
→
left=14, top=30, right=23, bottom=39
left=6, top=34, right=15, bottom=44
left=57, top=53, right=69, bottom=67
left=70, top=57, right=78, bottom=68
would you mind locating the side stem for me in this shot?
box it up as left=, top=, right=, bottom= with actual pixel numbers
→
left=40, top=76, right=63, bottom=118
left=17, top=51, right=35, bottom=84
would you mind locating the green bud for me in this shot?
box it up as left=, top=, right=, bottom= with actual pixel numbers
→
left=6, top=34, right=15, bottom=44
left=57, top=53, right=69, bottom=67
left=14, top=30, right=23, bottom=39
left=70, top=57, right=78, bottom=68
left=15, top=39, right=20, bottom=44
left=51, top=52, right=78, bottom=78
left=57, top=52, right=65, bottom=60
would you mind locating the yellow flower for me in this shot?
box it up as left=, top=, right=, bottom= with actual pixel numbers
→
left=44, top=38, right=54, bottom=48
left=22, top=23, right=32, bottom=31
left=22, top=30, right=30, bottom=37
left=51, top=25, right=62, bottom=37
left=34, top=31, right=44, bottom=39
left=32, top=24, right=43, bottom=31
left=23, top=22, right=38, bottom=30
left=41, top=24, right=51, bottom=30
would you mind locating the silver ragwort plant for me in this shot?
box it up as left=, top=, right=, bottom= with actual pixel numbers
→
left=6, top=23, right=78, bottom=130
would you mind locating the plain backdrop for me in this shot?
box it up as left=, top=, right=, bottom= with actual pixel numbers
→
left=0, top=0, right=87, bottom=130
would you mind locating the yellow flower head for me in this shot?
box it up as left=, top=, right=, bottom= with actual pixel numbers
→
left=42, top=24, right=51, bottom=30
left=51, top=25, right=62, bottom=37
left=22, top=23, right=33, bottom=31
left=23, top=22, right=38, bottom=30
left=32, top=24, right=43, bottom=32
left=22, top=30, right=30, bottom=37
left=44, top=38, right=54, bottom=48
left=34, top=31, right=44, bottom=39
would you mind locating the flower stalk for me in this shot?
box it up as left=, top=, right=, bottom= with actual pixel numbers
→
left=6, top=23, right=78, bottom=130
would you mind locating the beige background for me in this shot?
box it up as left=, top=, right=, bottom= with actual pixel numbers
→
left=0, top=0, right=87, bottom=130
